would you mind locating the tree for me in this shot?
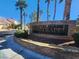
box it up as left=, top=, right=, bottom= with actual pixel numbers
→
left=76, top=16, right=79, bottom=32
left=23, top=10, right=27, bottom=30
left=53, top=0, right=57, bottom=20
left=59, top=0, right=72, bottom=20
left=45, top=0, right=51, bottom=21
left=30, top=11, right=37, bottom=23
left=29, top=10, right=43, bottom=23
left=37, top=0, right=40, bottom=23
left=59, top=0, right=63, bottom=3
left=15, top=0, right=27, bottom=29
left=63, top=0, right=72, bottom=20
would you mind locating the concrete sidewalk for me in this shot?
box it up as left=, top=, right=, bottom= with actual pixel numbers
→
left=0, top=49, right=24, bottom=59
left=0, top=36, right=24, bottom=59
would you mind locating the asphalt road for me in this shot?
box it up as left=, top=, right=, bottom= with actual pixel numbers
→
left=0, top=35, right=52, bottom=59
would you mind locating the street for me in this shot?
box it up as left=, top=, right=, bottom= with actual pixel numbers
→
left=0, top=35, right=52, bottom=59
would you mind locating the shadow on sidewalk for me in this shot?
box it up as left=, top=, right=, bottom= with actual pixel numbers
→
left=0, top=41, right=8, bottom=50
left=0, top=36, right=52, bottom=59
left=0, top=38, right=27, bottom=59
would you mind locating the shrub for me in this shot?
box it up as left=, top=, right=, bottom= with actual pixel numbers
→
left=73, top=33, right=79, bottom=47
left=14, top=30, right=28, bottom=38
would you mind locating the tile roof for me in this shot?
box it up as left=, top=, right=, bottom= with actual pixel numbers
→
left=0, top=17, right=16, bottom=25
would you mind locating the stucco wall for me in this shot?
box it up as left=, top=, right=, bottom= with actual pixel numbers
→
left=0, top=25, right=3, bottom=29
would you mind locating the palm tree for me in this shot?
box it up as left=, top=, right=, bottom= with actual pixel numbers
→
left=37, top=0, right=40, bottom=23
left=16, top=0, right=27, bottom=29
left=45, top=0, right=51, bottom=21
left=23, top=10, right=27, bottom=29
left=53, top=0, right=57, bottom=20
left=59, top=0, right=72, bottom=20
left=30, top=11, right=37, bottom=23
left=29, top=10, right=43, bottom=23
left=63, top=0, right=72, bottom=20
left=59, top=0, right=63, bottom=3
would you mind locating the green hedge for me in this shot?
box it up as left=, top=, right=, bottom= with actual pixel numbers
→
left=14, top=30, right=28, bottom=38
left=73, top=33, right=79, bottom=47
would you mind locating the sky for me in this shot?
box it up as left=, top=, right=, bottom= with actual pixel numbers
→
left=0, top=0, right=79, bottom=24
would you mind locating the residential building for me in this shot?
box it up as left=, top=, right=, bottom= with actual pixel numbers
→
left=0, top=17, right=18, bottom=29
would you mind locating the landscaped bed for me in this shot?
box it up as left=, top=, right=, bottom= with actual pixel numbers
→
left=14, top=30, right=73, bottom=45
left=14, top=36, right=79, bottom=59
left=14, top=29, right=79, bottom=47
left=14, top=30, right=79, bottom=59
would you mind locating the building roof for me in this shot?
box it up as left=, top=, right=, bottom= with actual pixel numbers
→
left=0, top=17, right=17, bottom=25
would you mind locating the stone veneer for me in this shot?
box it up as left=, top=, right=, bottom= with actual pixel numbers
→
left=30, top=20, right=76, bottom=41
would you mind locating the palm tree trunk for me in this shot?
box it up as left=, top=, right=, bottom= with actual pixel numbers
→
left=53, top=0, right=57, bottom=20
left=47, top=2, right=50, bottom=21
left=63, top=0, right=72, bottom=20
left=37, top=0, right=40, bottom=23
left=20, top=8, right=23, bottom=29
left=23, top=11, right=26, bottom=30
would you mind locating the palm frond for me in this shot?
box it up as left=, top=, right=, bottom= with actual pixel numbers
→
left=45, top=0, right=48, bottom=3
left=59, top=0, right=63, bottom=3
left=15, top=0, right=27, bottom=8
left=45, top=0, right=51, bottom=3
